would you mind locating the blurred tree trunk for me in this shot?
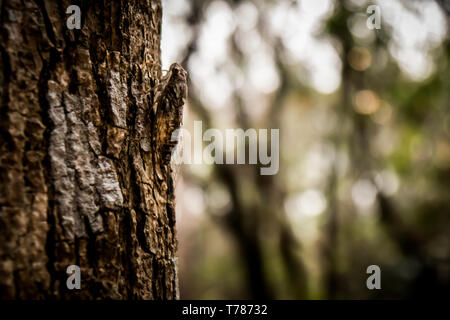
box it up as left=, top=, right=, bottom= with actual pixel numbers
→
left=0, top=0, right=184, bottom=299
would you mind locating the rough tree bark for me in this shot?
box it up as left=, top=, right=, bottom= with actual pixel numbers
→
left=0, top=0, right=186, bottom=299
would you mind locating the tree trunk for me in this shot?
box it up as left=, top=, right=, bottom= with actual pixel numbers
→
left=0, top=0, right=186, bottom=299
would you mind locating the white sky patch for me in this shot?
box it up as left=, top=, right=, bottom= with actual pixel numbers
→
left=306, top=40, right=342, bottom=94
left=235, top=1, right=259, bottom=32
left=268, top=0, right=341, bottom=94
left=182, top=185, right=206, bottom=217
left=375, top=169, right=400, bottom=196
left=198, top=1, right=235, bottom=64
left=300, top=0, right=335, bottom=32
left=206, top=183, right=231, bottom=215
left=376, top=0, right=447, bottom=81
left=248, top=50, right=280, bottom=94
left=299, top=189, right=328, bottom=216
left=348, top=13, right=376, bottom=43
left=351, top=179, right=377, bottom=210
left=161, top=0, right=192, bottom=69
left=161, top=0, right=448, bottom=105
left=189, top=53, right=234, bottom=110
left=189, top=1, right=237, bottom=110
left=285, top=189, right=327, bottom=220
left=301, top=143, right=336, bottom=186
left=235, top=27, right=263, bottom=56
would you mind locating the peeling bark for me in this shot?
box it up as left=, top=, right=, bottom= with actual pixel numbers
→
left=0, top=0, right=186, bottom=299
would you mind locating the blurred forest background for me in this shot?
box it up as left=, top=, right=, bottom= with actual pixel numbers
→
left=161, top=0, right=450, bottom=299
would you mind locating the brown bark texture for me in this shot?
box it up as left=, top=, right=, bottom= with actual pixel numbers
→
left=0, top=0, right=186, bottom=299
